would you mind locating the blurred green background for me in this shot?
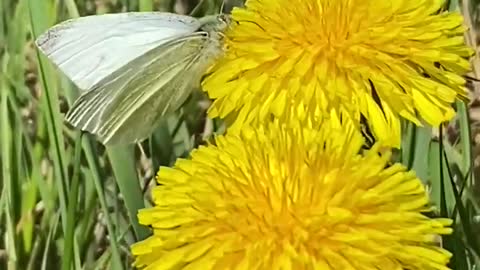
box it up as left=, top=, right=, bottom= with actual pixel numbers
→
left=1, top=0, right=480, bottom=269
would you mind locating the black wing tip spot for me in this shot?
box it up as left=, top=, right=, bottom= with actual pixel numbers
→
left=35, top=19, right=75, bottom=53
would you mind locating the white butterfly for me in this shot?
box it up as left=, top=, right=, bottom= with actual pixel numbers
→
left=35, top=12, right=229, bottom=145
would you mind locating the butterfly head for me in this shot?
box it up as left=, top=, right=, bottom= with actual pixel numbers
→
left=200, top=14, right=231, bottom=33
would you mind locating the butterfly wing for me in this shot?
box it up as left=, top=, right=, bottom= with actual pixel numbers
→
left=35, top=12, right=203, bottom=91
left=65, top=32, right=224, bottom=145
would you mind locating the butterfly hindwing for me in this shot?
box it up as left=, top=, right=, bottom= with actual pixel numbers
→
left=65, top=32, right=223, bottom=144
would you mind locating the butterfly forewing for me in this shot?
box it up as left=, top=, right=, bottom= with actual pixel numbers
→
left=35, top=12, right=204, bottom=91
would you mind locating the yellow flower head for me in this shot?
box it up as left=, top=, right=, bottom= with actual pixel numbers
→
left=131, top=117, right=452, bottom=269
left=203, top=0, right=473, bottom=147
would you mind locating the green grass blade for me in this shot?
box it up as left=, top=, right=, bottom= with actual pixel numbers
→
left=64, top=0, right=80, bottom=18
left=457, top=101, right=475, bottom=187
left=400, top=122, right=416, bottom=169
left=157, top=0, right=175, bottom=12
left=438, top=129, right=449, bottom=218
left=82, top=138, right=124, bottom=270
left=107, top=146, right=150, bottom=241
left=429, top=139, right=456, bottom=213
left=139, top=0, right=153, bottom=11
left=448, top=0, right=459, bottom=11
left=447, top=230, right=469, bottom=269
left=444, top=150, right=480, bottom=259
left=150, top=119, right=175, bottom=171
left=62, top=132, right=83, bottom=270
left=41, top=213, right=60, bottom=270
left=1, top=71, right=18, bottom=270
left=409, top=125, right=432, bottom=183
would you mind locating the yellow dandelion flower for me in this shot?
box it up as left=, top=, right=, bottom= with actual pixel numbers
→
left=203, top=0, right=473, bottom=147
left=131, top=117, right=452, bottom=269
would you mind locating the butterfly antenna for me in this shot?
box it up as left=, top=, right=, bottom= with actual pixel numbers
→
left=137, top=142, right=147, bottom=159
left=219, top=0, right=226, bottom=14
left=189, top=0, right=206, bottom=16
left=466, top=74, right=480, bottom=82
